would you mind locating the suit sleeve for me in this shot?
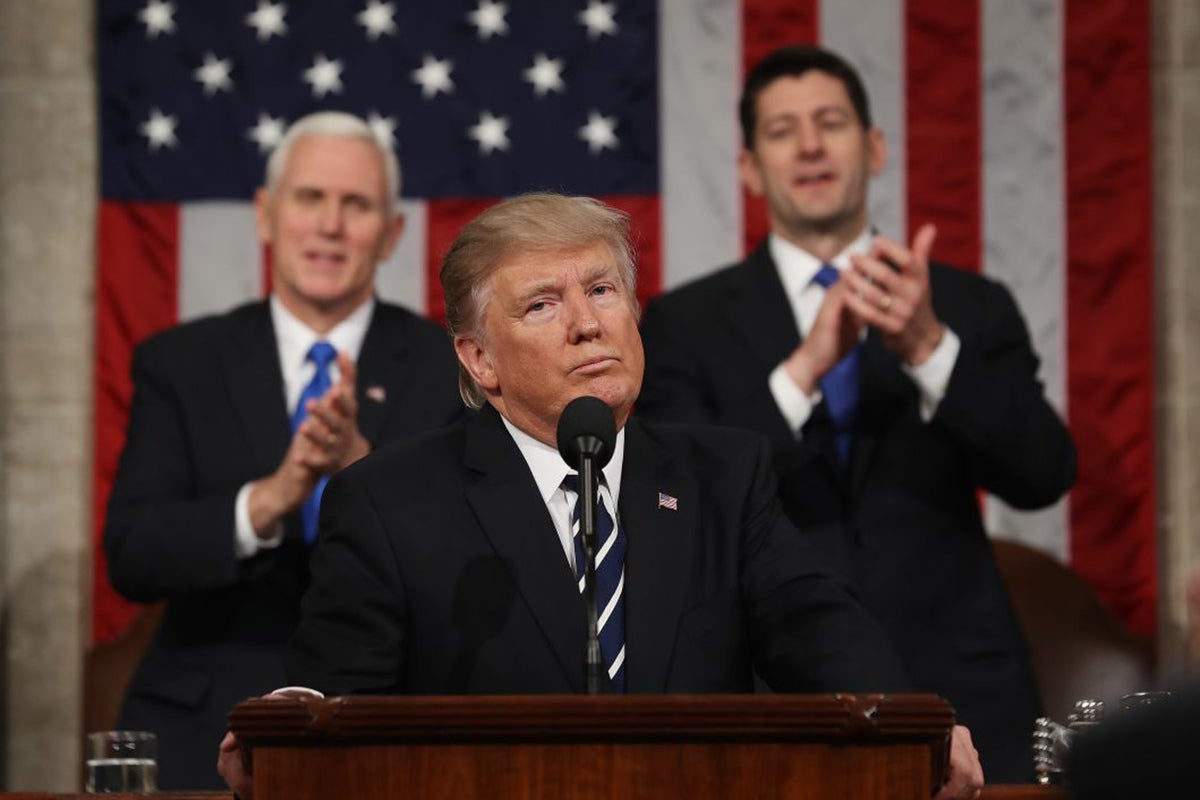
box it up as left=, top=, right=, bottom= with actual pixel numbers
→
left=285, top=466, right=408, bottom=695
left=735, top=437, right=911, bottom=692
left=639, top=297, right=799, bottom=450
left=103, top=342, right=252, bottom=601
left=933, top=277, right=1077, bottom=508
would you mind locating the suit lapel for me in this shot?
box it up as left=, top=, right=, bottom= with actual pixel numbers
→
left=850, top=330, right=913, bottom=492
left=723, top=244, right=802, bottom=372
left=221, top=303, right=291, bottom=476
left=354, top=303, right=411, bottom=445
left=619, top=421, right=697, bottom=693
left=463, top=408, right=587, bottom=692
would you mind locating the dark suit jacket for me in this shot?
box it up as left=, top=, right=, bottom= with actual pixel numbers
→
left=286, top=405, right=911, bottom=697
left=636, top=243, right=1077, bottom=781
left=103, top=299, right=464, bottom=789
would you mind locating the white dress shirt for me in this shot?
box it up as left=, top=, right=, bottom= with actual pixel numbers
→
left=765, top=230, right=961, bottom=435
left=501, top=415, right=626, bottom=576
left=233, top=295, right=376, bottom=559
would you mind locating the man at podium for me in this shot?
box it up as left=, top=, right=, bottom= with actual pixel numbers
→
left=219, top=194, right=984, bottom=800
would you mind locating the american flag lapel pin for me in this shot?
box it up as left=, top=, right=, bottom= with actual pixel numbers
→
left=657, top=492, right=678, bottom=511
left=365, top=385, right=387, bottom=404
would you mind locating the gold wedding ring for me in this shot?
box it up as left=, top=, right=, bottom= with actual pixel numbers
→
left=879, top=293, right=893, bottom=311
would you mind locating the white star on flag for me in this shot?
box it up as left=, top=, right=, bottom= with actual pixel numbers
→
left=367, top=112, right=399, bottom=149
left=303, top=54, right=344, bottom=98
left=578, top=111, right=618, bottom=154
left=138, top=0, right=176, bottom=38
left=578, top=1, right=618, bottom=40
left=467, top=1, right=509, bottom=40
left=245, top=1, right=288, bottom=42
left=247, top=113, right=287, bottom=154
left=524, top=53, right=565, bottom=97
left=356, top=1, right=397, bottom=41
left=193, top=54, right=234, bottom=96
left=140, top=108, right=178, bottom=150
left=468, top=111, right=510, bottom=155
left=412, top=55, right=454, bottom=99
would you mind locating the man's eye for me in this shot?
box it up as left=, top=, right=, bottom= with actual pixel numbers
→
left=528, top=301, right=547, bottom=313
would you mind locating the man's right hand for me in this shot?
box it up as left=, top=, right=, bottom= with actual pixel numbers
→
left=782, top=277, right=864, bottom=395
left=246, top=432, right=322, bottom=539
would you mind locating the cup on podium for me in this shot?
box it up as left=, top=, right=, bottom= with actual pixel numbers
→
left=84, top=730, right=157, bottom=793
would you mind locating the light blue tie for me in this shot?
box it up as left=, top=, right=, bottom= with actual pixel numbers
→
left=563, top=474, right=626, bottom=693
left=811, top=264, right=860, bottom=465
left=291, top=341, right=338, bottom=545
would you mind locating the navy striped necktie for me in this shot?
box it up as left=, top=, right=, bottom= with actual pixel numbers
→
left=811, top=264, right=861, bottom=464
left=562, top=474, right=626, bottom=692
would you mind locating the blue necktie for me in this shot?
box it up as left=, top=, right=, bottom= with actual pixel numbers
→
left=811, top=264, right=860, bottom=464
left=291, top=341, right=338, bottom=545
left=563, top=474, right=626, bottom=693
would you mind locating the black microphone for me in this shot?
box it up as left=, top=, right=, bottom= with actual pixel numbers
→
left=556, top=396, right=616, bottom=694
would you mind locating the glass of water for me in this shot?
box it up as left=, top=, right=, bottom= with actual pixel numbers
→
left=85, top=731, right=157, bottom=793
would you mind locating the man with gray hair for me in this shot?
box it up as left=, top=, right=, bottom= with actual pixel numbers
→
left=104, top=111, right=463, bottom=788
left=218, top=193, right=982, bottom=800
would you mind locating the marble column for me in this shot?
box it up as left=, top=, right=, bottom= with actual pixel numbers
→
left=1154, top=0, right=1200, bottom=676
left=0, top=0, right=95, bottom=790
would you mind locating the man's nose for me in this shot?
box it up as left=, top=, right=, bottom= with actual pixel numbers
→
left=317, top=200, right=344, bottom=235
left=797, top=124, right=823, bottom=157
left=566, top=295, right=602, bottom=342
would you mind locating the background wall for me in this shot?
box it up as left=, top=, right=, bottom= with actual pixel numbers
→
left=0, top=0, right=1194, bottom=790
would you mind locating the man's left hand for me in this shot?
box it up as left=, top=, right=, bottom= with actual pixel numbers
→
left=934, top=724, right=984, bottom=800
left=293, top=351, right=371, bottom=473
left=843, top=223, right=945, bottom=366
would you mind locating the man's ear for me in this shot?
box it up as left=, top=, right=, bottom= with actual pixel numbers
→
left=867, top=127, right=887, bottom=177
left=253, top=187, right=275, bottom=246
left=378, top=210, right=405, bottom=261
left=738, top=149, right=765, bottom=197
left=454, top=335, right=498, bottom=392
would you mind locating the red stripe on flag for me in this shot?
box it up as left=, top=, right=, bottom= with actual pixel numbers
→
left=92, top=201, right=181, bottom=643
left=905, top=0, right=982, bottom=271
left=424, top=198, right=500, bottom=324
left=600, top=194, right=661, bottom=308
left=1064, top=0, right=1156, bottom=638
left=740, top=0, right=819, bottom=256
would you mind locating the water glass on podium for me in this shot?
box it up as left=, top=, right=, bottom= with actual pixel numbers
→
left=85, top=731, right=157, bottom=793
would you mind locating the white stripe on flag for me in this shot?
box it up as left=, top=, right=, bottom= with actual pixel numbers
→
left=376, top=198, right=428, bottom=314
left=660, top=0, right=741, bottom=289
left=981, top=0, right=1069, bottom=560
left=179, top=201, right=262, bottom=322
left=821, top=0, right=907, bottom=241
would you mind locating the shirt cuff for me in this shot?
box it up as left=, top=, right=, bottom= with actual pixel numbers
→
left=769, top=363, right=819, bottom=435
left=235, top=482, right=285, bottom=560
left=902, top=326, right=961, bottom=422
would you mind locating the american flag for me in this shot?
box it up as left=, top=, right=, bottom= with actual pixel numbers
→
left=657, top=492, right=678, bottom=512
left=95, top=0, right=1155, bottom=642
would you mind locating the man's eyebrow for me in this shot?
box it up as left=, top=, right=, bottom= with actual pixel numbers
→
left=513, top=279, right=563, bottom=307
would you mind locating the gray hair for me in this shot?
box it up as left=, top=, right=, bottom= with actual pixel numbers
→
left=265, top=112, right=400, bottom=211
left=441, top=193, right=639, bottom=409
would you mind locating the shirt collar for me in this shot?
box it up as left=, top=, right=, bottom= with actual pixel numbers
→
left=501, top=414, right=626, bottom=507
left=270, top=294, right=376, bottom=370
left=769, top=227, right=874, bottom=298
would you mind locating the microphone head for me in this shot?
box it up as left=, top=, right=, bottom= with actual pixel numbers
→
left=556, top=396, right=617, bottom=469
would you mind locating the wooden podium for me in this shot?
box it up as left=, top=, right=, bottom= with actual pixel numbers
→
left=228, top=693, right=954, bottom=799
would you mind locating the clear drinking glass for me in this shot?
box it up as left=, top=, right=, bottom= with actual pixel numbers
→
left=85, top=731, right=157, bottom=793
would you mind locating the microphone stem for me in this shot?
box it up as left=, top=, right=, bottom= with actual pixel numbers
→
left=579, top=455, right=603, bottom=694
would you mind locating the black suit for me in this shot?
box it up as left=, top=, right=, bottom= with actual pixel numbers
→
left=104, top=299, right=464, bottom=789
left=286, top=405, right=911, bottom=697
left=636, top=243, right=1077, bottom=782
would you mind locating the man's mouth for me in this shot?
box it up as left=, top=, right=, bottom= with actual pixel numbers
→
left=573, top=355, right=618, bottom=374
left=795, top=171, right=835, bottom=187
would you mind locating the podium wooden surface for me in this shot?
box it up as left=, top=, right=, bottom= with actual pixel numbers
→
left=228, top=693, right=958, bottom=800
